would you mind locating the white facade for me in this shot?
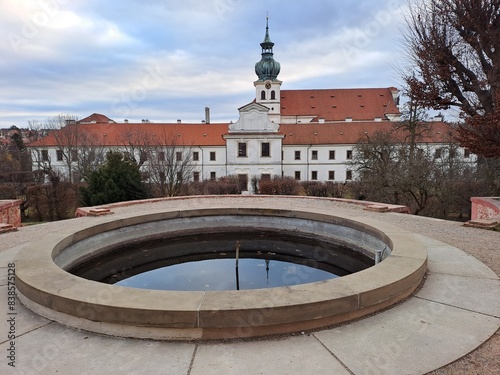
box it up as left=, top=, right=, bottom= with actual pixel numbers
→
left=222, top=102, right=284, bottom=188
left=28, top=22, right=476, bottom=192
left=282, top=145, right=355, bottom=182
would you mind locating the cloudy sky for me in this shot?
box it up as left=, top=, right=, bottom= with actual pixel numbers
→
left=0, top=0, right=411, bottom=127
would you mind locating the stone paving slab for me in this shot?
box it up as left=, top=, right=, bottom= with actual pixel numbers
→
left=416, top=273, right=500, bottom=318
left=0, top=246, right=23, bottom=269
left=415, top=234, right=499, bottom=279
left=190, top=335, right=352, bottom=375
left=0, top=322, right=196, bottom=375
left=0, top=266, right=7, bottom=287
left=0, top=285, right=51, bottom=338
left=314, top=297, right=500, bottom=375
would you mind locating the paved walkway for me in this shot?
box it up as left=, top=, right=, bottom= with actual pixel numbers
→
left=1, top=197, right=499, bottom=375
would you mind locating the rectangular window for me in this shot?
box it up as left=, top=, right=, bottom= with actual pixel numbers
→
left=311, top=171, right=318, bottom=180
left=434, top=148, right=442, bottom=158
left=261, top=142, right=270, bottom=157
left=210, top=171, right=216, bottom=180
left=193, top=171, right=200, bottom=182
left=311, top=150, right=318, bottom=160
left=71, top=149, right=78, bottom=162
left=294, top=150, right=301, bottom=160
left=464, top=149, right=470, bottom=158
left=329, top=150, right=335, bottom=160
left=346, top=150, right=353, bottom=160
left=238, top=174, right=248, bottom=191
left=41, top=150, right=49, bottom=161
left=140, top=151, right=148, bottom=164
left=210, top=151, right=216, bottom=161
left=176, top=151, right=182, bottom=162
left=193, top=151, right=199, bottom=161
left=294, top=171, right=301, bottom=180
left=261, top=173, right=271, bottom=181
left=159, top=171, right=166, bottom=182
left=238, top=143, right=247, bottom=157
left=328, top=171, right=335, bottom=180
left=158, top=151, right=165, bottom=162
left=56, top=150, right=63, bottom=161
left=176, top=171, right=182, bottom=180
left=346, top=170, right=353, bottom=180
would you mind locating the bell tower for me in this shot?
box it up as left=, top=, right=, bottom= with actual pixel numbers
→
left=254, top=17, right=282, bottom=124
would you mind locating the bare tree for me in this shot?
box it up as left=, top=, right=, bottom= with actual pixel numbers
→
left=395, top=97, right=432, bottom=162
left=350, top=123, right=490, bottom=218
left=402, top=0, right=500, bottom=157
left=119, top=129, right=156, bottom=167
left=119, top=129, right=196, bottom=197
left=44, top=114, right=81, bottom=183
left=73, top=131, right=107, bottom=182
left=350, top=127, right=463, bottom=216
left=30, top=114, right=107, bottom=183
left=351, top=130, right=407, bottom=206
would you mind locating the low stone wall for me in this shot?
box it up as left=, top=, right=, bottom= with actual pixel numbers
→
left=471, top=197, right=500, bottom=220
left=0, top=199, right=22, bottom=228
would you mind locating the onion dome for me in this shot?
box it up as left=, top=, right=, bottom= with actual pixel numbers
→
left=255, top=17, right=281, bottom=81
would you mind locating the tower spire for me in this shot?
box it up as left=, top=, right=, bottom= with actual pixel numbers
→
left=263, top=14, right=271, bottom=44
left=255, top=16, right=280, bottom=81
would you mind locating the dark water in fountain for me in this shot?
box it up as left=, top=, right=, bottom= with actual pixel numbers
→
left=69, top=231, right=372, bottom=291
left=116, top=258, right=337, bottom=291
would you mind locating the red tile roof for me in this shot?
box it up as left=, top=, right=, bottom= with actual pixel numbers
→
left=281, top=121, right=455, bottom=145
left=28, top=122, right=230, bottom=147
left=78, top=113, right=116, bottom=124
left=280, top=88, right=400, bottom=121
left=28, top=119, right=454, bottom=148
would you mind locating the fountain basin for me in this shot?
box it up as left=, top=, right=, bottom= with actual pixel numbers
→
left=14, top=200, right=427, bottom=340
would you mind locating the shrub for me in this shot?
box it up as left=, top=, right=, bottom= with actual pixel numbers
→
left=258, top=176, right=304, bottom=195
left=25, top=182, right=78, bottom=221
left=80, top=151, right=148, bottom=206
left=190, top=176, right=241, bottom=195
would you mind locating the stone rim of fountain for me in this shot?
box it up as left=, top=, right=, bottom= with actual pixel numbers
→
left=14, top=198, right=427, bottom=341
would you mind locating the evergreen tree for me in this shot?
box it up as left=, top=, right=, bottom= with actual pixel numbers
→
left=80, top=151, right=148, bottom=206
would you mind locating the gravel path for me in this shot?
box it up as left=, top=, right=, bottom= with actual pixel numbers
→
left=2, top=196, right=499, bottom=374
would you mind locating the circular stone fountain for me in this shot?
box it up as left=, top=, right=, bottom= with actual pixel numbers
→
left=14, top=197, right=427, bottom=340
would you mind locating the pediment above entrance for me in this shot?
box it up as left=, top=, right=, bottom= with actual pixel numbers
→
left=229, top=102, right=279, bottom=133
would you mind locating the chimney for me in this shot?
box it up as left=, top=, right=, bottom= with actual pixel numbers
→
left=124, top=119, right=129, bottom=123
left=205, top=107, right=210, bottom=124
left=177, top=119, right=182, bottom=124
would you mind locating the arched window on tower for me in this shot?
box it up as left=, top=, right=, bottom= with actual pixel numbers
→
left=261, top=90, right=266, bottom=100
left=271, top=90, right=276, bottom=100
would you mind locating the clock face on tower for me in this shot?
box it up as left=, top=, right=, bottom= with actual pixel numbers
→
left=265, top=82, right=271, bottom=89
